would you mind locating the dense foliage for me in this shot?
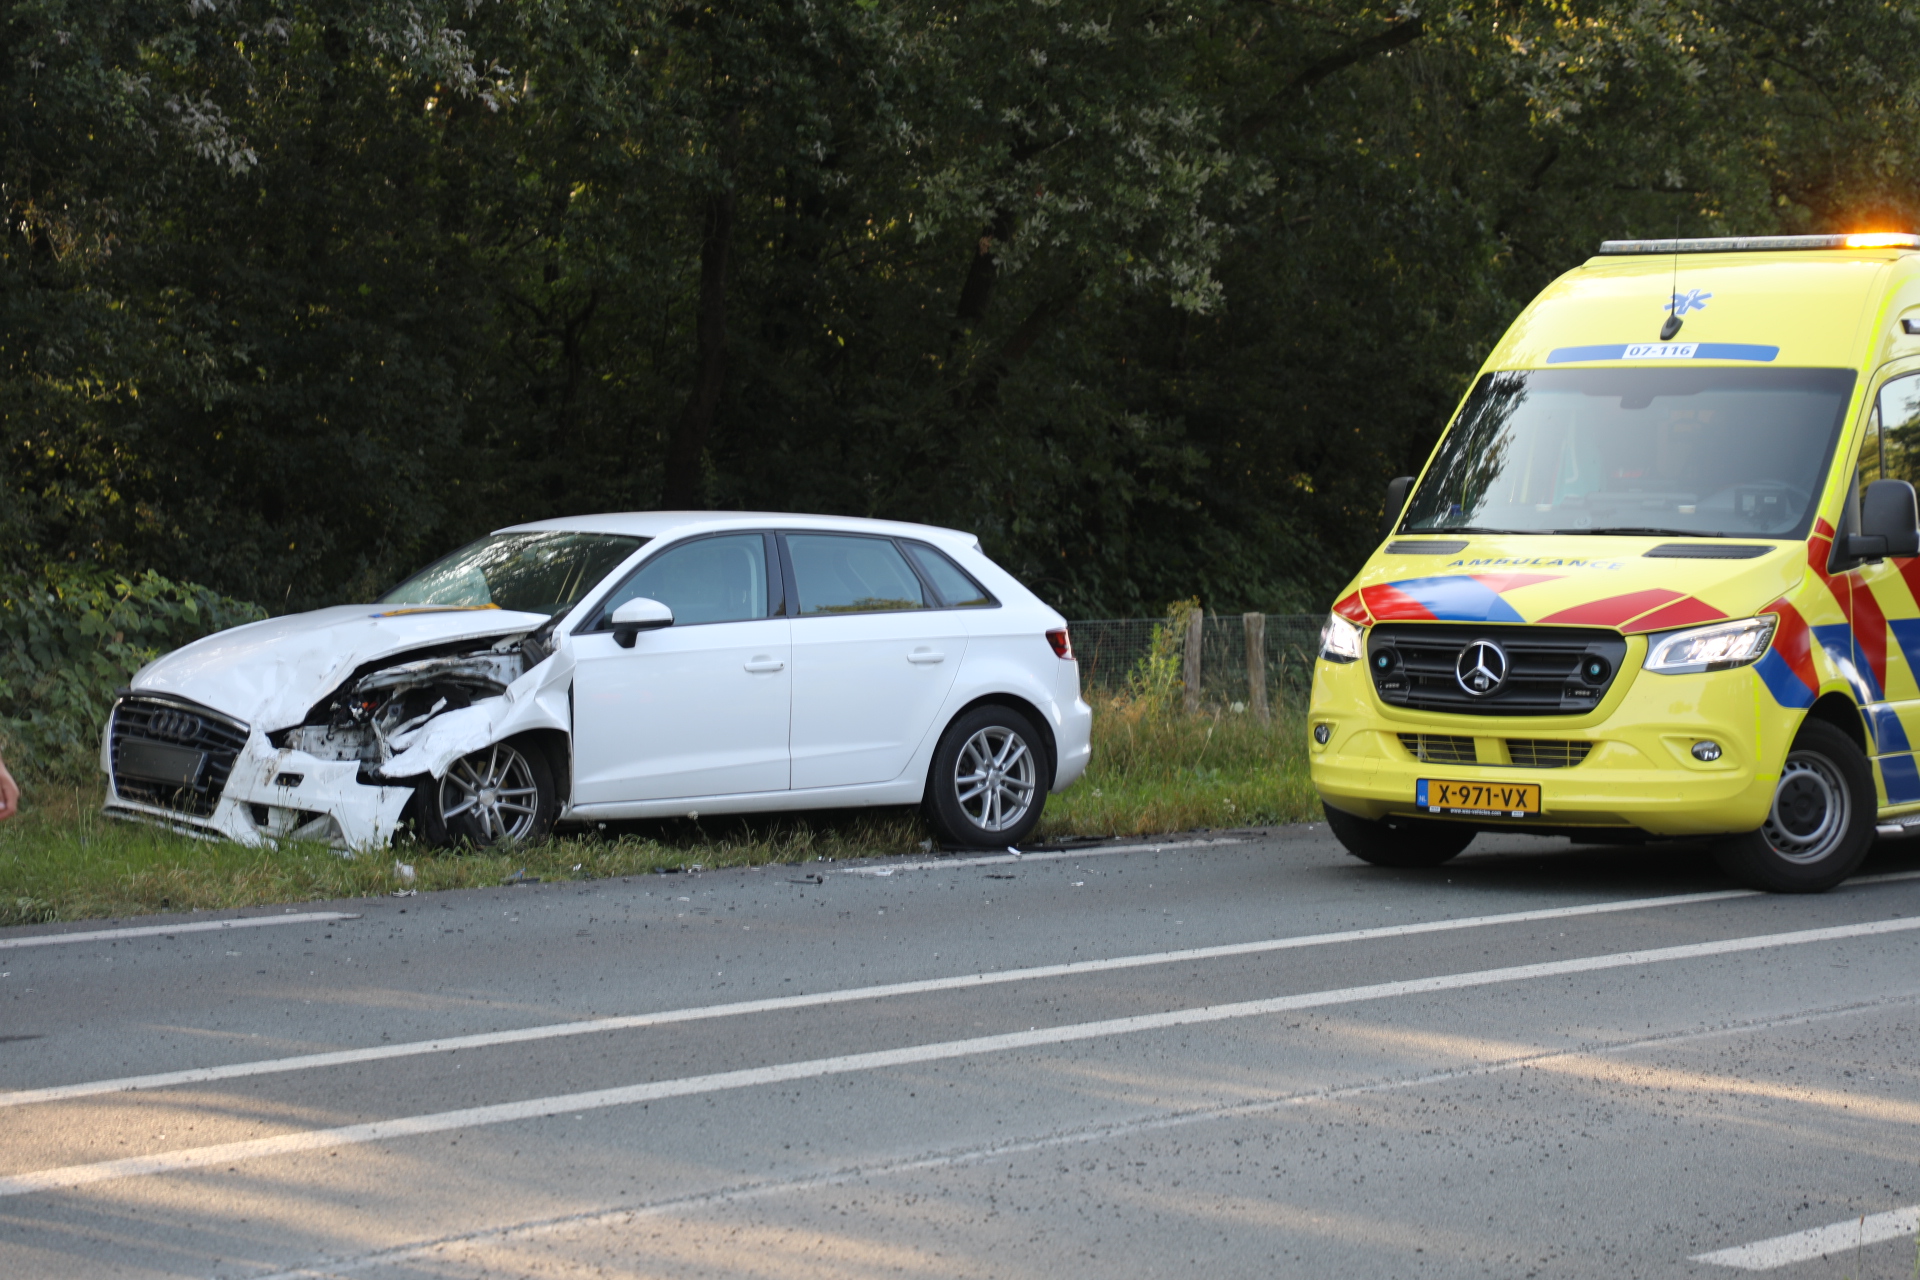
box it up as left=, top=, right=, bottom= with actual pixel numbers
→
left=0, top=564, right=265, bottom=775
left=7, top=1, right=1920, bottom=615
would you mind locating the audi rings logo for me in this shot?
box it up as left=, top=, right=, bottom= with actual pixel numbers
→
left=1455, top=640, right=1510, bottom=697
left=147, top=709, right=203, bottom=742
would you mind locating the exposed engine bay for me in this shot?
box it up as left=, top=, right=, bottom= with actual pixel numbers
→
left=269, top=636, right=550, bottom=767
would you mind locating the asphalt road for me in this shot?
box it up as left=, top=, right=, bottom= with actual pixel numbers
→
left=4, top=824, right=1920, bottom=1279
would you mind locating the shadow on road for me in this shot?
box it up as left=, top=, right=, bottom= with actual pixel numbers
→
left=1301, top=825, right=1920, bottom=900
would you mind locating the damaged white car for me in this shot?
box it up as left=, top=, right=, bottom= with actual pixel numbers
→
left=102, top=512, right=1093, bottom=850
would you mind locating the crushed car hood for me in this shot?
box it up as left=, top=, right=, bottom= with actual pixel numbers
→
left=1334, top=535, right=1810, bottom=631
left=131, top=604, right=552, bottom=730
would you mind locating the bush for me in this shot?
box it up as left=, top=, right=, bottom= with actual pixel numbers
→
left=0, top=565, right=267, bottom=779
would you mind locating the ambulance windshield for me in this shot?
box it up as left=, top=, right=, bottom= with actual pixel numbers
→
left=1400, top=367, right=1856, bottom=539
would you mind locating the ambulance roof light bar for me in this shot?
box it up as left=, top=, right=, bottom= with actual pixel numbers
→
left=1599, top=233, right=1920, bottom=255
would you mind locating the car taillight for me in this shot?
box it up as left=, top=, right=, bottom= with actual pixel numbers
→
left=1046, top=627, right=1073, bottom=660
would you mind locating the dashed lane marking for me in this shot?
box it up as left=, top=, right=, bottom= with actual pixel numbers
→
left=5, top=912, right=1920, bottom=1197
left=0, top=885, right=1765, bottom=1108
left=835, top=835, right=1243, bottom=874
left=0, top=911, right=359, bottom=951
left=1693, top=1206, right=1920, bottom=1270
left=241, top=991, right=1920, bottom=1280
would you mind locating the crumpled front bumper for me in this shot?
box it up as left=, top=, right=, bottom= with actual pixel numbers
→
left=105, top=729, right=414, bottom=850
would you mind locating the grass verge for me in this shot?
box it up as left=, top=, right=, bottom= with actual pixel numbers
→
left=0, top=696, right=1316, bottom=925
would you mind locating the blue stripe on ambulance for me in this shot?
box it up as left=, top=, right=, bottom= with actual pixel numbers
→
left=1866, top=705, right=1920, bottom=805
left=1753, top=649, right=1817, bottom=708
left=1386, top=575, right=1526, bottom=623
left=1811, top=623, right=1880, bottom=706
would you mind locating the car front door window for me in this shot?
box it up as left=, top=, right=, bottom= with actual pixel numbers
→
left=597, top=534, right=770, bottom=626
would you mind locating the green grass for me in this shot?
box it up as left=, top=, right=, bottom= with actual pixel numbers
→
left=0, top=696, right=1317, bottom=925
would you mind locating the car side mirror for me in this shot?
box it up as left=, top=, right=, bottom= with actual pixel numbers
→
left=1381, top=475, right=1414, bottom=538
left=610, top=597, right=674, bottom=648
left=1847, top=479, right=1920, bottom=560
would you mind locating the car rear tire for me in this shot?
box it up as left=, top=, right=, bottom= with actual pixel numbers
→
left=1713, top=718, right=1874, bottom=893
left=924, top=705, right=1048, bottom=849
left=1323, top=802, right=1476, bottom=868
left=423, top=738, right=556, bottom=849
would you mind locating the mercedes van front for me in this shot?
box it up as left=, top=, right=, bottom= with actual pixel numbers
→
left=1310, top=233, right=1920, bottom=891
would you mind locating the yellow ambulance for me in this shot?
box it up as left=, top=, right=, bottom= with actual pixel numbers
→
left=1309, top=232, right=1920, bottom=892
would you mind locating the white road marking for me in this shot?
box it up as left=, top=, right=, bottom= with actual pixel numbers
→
left=0, top=912, right=358, bottom=951
left=0, top=884, right=1762, bottom=1109
left=6, top=913, right=1920, bottom=1198
left=244, top=992, right=1920, bottom=1280
left=837, top=836, right=1243, bottom=874
left=1694, top=1206, right=1920, bottom=1269
left=7, top=869, right=1916, bottom=1111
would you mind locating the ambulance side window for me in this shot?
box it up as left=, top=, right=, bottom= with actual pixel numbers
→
left=1872, top=373, right=1920, bottom=484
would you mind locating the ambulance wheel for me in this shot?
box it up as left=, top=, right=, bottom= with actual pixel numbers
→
left=1323, top=803, right=1475, bottom=868
left=1713, top=719, right=1874, bottom=893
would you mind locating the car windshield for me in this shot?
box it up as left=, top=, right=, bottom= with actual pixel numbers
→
left=381, top=532, right=646, bottom=617
left=1400, top=367, right=1857, bottom=539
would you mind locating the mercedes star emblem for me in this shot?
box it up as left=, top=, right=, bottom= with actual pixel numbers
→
left=1455, top=639, right=1509, bottom=697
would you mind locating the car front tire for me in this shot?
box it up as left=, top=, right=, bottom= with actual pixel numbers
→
left=924, top=705, right=1049, bottom=849
left=423, top=737, right=557, bottom=849
left=1713, top=718, right=1874, bottom=893
left=1323, top=802, right=1476, bottom=868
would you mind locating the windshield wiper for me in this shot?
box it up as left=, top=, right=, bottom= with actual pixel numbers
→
left=1551, top=526, right=1726, bottom=537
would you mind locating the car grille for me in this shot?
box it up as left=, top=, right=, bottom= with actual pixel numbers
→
left=1505, top=739, right=1593, bottom=768
left=1368, top=624, right=1628, bottom=716
left=109, top=695, right=249, bottom=817
left=1398, top=733, right=1479, bottom=764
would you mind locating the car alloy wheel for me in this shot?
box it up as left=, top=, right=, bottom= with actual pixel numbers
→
left=925, top=705, right=1049, bottom=849
left=954, top=724, right=1038, bottom=834
left=438, top=742, right=543, bottom=844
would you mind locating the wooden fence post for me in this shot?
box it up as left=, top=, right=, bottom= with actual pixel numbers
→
left=1243, top=612, right=1269, bottom=724
left=1183, top=609, right=1205, bottom=715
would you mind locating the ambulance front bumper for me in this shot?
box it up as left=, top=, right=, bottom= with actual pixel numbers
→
left=1307, top=652, right=1790, bottom=838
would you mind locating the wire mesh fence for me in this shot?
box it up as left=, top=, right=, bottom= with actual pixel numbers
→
left=1069, top=614, right=1324, bottom=711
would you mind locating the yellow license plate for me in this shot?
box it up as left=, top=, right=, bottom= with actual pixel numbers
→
left=1416, top=779, right=1541, bottom=817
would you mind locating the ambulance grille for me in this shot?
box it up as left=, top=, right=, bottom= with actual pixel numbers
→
left=1398, top=734, right=1478, bottom=764
left=1505, top=739, right=1593, bottom=768
left=1367, top=624, right=1628, bottom=716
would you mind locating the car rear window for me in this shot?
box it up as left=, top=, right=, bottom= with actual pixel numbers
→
left=788, top=535, right=929, bottom=615
left=901, top=542, right=997, bottom=608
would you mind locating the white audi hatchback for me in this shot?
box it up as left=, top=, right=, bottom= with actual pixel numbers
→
left=103, top=512, right=1093, bottom=850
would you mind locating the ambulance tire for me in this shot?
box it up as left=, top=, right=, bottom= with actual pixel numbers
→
left=1322, top=803, right=1476, bottom=868
left=1714, top=719, right=1875, bottom=893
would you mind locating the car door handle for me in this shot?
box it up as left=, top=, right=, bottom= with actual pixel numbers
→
left=743, top=658, right=785, bottom=673
left=907, top=650, right=945, bottom=664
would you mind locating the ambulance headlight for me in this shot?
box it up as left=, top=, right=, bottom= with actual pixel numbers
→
left=1643, top=615, right=1777, bottom=675
left=1320, top=613, right=1363, bottom=664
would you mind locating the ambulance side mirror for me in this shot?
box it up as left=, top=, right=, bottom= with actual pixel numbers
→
left=1381, top=476, right=1414, bottom=538
left=1849, top=479, right=1920, bottom=560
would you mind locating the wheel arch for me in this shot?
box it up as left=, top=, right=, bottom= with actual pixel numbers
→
left=1803, top=692, right=1868, bottom=756
left=934, top=693, right=1059, bottom=792
left=512, top=727, right=572, bottom=803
